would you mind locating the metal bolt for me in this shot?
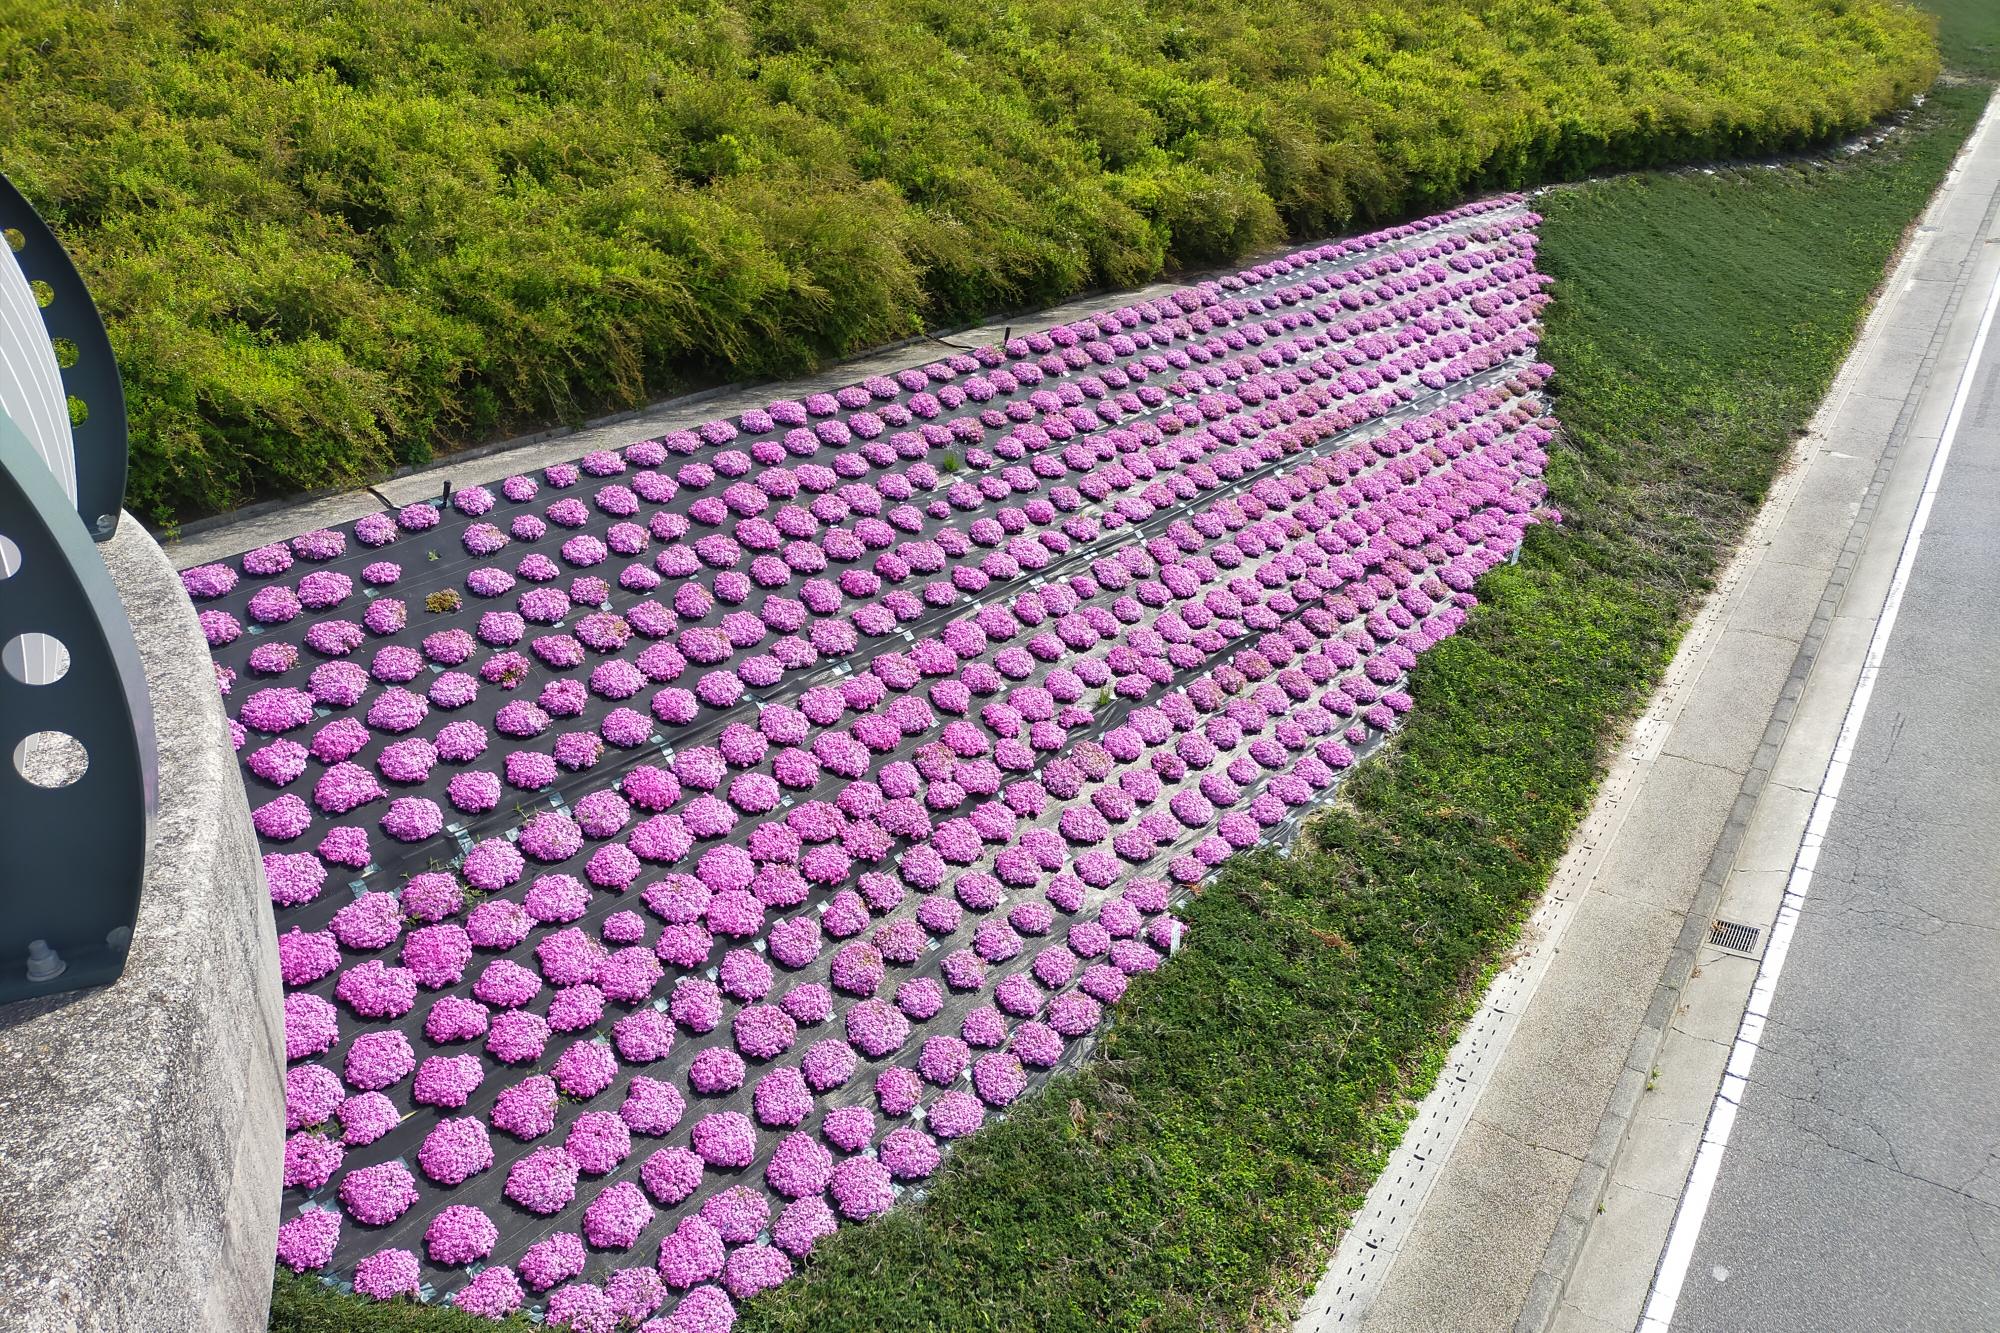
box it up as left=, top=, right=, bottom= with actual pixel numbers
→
left=25, top=938, right=65, bottom=982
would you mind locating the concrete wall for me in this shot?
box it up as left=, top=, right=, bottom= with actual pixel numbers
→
left=0, top=514, right=282, bottom=1331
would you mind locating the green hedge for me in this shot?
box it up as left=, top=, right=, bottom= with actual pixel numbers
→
left=1, top=0, right=1935, bottom=521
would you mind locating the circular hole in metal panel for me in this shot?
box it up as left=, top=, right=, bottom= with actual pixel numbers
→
left=13, top=730, right=87, bottom=788
left=3, top=633, right=70, bottom=684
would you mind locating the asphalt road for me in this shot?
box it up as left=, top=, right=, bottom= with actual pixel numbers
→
left=1673, top=303, right=2000, bottom=1327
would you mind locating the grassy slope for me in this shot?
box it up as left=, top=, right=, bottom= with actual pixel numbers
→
left=729, top=78, right=1988, bottom=1333
left=1926, top=0, right=2000, bottom=77
left=270, top=74, right=1987, bottom=1333
left=0, top=0, right=1936, bottom=522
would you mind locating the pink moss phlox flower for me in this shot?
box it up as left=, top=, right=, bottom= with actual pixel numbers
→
left=493, top=1074, right=559, bottom=1140
left=474, top=958, right=544, bottom=1010
left=698, top=1185, right=770, bottom=1246
left=554, top=1038, right=620, bottom=1097
left=828, top=1155, right=895, bottom=1220
left=241, top=687, right=316, bottom=734
left=313, top=761, right=384, bottom=817
left=691, top=1111, right=757, bottom=1169
left=466, top=897, right=533, bottom=950
left=283, top=992, right=339, bottom=1061
left=520, top=1230, right=589, bottom=1291
left=616, top=1008, right=678, bottom=1063
left=353, top=1247, right=421, bottom=1301
left=275, top=1210, right=341, bottom=1273
left=568, top=1108, right=635, bottom=1174
left=253, top=794, right=313, bottom=841
left=419, top=1114, right=495, bottom=1185
left=335, top=960, right=418, bottom=1019
left=722, top=1243, right=794, bottom=1302
left=426, top=1204, right=499, bottom=1266
left=875, top=1065, right=924, bottom=1117
left=773, top=1196, right=838, bottom=1258
left=973, top=1051, right=1029, bottom=1106
left=337, top=1091, right=399, bottom=1146
left=844, top=997, right=911, bottom=1058
left=780, top=982, right=834, bottom=1026
left=1011, top=1020, right=1065, bottom=1067
left=609, top=1266, right=667, bottom=1323
left=387, top=875, right=459, bottom=927
left=463, top=837, right=526, bottom=890
left=622, top=1075, right=687, bottom=1135
left=961, top=1005, right=1007, bottom=1049
left=343, top=1029, right=416, bottom=1092
left=928, top=1088, right=987, bottom=1139
left=453, top=1266, right=524, bottom=1318
left=338, top=1159, right=420, bottom=1226
left=329, top=894, right=403, bottom=955
left=657, top=1215, right=727, bottom=1290
left=506, top=1145, right=582, bottom=1215
left=641, top=1147, right=706, bottom=1206
left=425, top=994, right=490, bottom=1044
left=414, top=1052, right=485, bottom=1108
left=283, top=1131, right=344, bottom=1190
left=879, top=1124, right=942, bottom=1180
left=752, top=1066, right=814, bottom=1128
left=285, top=1063, right=343, bottom=1131
left=278, top=928, right=341, bottom=987
left=546, top=1277, right=619, bottom=1332
left=585, top=1180, right=656, bottom=1250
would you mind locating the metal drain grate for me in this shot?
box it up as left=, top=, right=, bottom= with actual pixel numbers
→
left=1709, top=919, right=1763, bottom=954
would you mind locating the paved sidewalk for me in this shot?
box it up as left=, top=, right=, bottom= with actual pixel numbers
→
left=1294, top=88, right=2000, bottom=1333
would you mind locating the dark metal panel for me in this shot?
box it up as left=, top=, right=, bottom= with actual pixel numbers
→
left=0, top=174, right=129, bottom=542
left=0, top=411, right=156, bottom=1002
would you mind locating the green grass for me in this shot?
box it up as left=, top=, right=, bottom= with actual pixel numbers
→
left=271, top=1277, right=529, bottom=1333
left=0, top=0, right=1938, bottom=523
left=1923, top=0, right=2000, bottom=77
left=727, top=78, right=1990, bottom=1333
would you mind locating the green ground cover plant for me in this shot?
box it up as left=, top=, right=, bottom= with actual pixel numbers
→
left=264, top=72, right=1990, bottom=1333
left=1924, top=0, right=2000, bottom=76
left=1, top=0, right=1935, bottom=522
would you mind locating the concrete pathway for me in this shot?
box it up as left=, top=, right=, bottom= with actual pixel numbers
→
left=1294, top=88, right=2000, bottom=1333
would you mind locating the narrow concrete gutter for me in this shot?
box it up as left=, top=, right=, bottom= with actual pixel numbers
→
left=1293, top=85, right=2000, bottom=1333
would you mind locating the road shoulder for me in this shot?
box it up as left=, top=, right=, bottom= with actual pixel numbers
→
left=1291, top=88, right=2000, bottom=1333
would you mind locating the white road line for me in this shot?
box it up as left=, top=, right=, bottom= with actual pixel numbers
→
left=1637, top=218, right=2000, bottom=1333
